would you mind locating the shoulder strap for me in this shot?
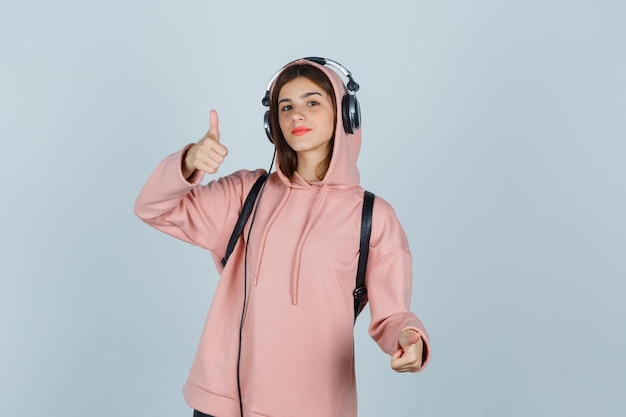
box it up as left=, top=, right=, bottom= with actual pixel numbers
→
left=354, top=190, right=375, bottom=322
left=221, top=173, right=270, bottom=267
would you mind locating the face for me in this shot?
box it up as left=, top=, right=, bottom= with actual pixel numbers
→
left=277, top=76, right=335, bottom=160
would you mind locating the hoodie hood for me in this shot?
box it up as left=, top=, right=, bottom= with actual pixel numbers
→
left=271, top=59, right=362, bottom=189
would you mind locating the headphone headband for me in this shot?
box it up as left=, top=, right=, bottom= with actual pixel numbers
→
left=261, top=57, right=359, bottom=107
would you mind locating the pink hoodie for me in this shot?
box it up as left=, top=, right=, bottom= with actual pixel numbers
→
left=134, top=59, right=430, bottom=417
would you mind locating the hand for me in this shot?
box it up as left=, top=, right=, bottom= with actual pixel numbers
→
left=183, top=109, right=228, bottom=179
left=391, top=329, right=424, bottom=373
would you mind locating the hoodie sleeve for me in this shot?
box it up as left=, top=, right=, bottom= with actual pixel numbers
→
left=365, top=196, right=431, bottom=370
left=133, top=145, right=266, bottom=255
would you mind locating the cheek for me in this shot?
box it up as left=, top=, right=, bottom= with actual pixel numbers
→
left=324, top=112, right=336, bottom=136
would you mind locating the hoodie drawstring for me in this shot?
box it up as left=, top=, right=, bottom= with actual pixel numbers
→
left=250, top=181, right=330, bottom=307
left=290, top=184, right=328, bottom=305
left=252, top=186, right=291, bottom=286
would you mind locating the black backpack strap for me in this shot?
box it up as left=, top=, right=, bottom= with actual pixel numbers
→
left=354, top=190, right=375, bottom=322
left=221, top=173, right=270, bottom=267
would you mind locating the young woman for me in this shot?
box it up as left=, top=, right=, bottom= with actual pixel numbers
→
left=134, top=58, right=430, bottom=417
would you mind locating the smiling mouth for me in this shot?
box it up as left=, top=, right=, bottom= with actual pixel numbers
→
left=292, top=127, right=311, bottom=136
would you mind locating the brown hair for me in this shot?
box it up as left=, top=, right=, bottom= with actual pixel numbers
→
left=269, top=64, right=337, bottom=180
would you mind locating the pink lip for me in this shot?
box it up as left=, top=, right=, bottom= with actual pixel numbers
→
left=292, top=127, right=311, bottom=136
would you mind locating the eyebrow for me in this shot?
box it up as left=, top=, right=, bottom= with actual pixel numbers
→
left=277, top=91, right=322, bottom=104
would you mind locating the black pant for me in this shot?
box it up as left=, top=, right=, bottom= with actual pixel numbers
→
left=193, top=411, right=215, bottom=417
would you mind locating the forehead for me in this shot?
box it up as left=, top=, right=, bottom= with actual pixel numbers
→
left=278, top=77, right=327, bottom=99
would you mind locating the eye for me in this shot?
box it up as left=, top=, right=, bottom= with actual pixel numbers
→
left=280, top=105, right=292, bottom=111
left=308, top=100, right=320, bottom=107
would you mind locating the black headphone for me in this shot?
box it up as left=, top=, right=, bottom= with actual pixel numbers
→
left=262, top=57, right=361, bottom=144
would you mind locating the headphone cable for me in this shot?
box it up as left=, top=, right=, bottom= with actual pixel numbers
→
left=236, top=151, right=274, bottom=416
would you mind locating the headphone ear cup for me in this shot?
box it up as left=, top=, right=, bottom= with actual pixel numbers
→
left=341, top=94, right=361, bottom=134
left=263, top=110, right=274, bottom=143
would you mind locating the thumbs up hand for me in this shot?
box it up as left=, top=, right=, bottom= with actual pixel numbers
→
left=183, top=109, right=228, bottom=179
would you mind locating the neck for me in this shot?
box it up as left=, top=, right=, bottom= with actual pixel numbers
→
left=295, top=147, right=330, bottom=182
left=296, top=161, right=322, bottom=182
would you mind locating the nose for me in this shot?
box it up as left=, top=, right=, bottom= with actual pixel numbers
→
left=292, top=111, right=305, bottom=122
